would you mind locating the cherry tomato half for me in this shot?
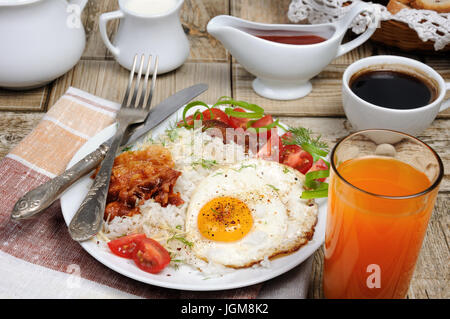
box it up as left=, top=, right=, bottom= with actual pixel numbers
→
left=281, top=145, right=314, bottom=175
left=307, top=158, right=329, bottom=182
left=228, top=108, right=252, bottom=129
left=281, top=132, right=294, bottom=144
left=178, top=108, right=230, bottom=127
left=257, top=128, right=282, bottom=162
left=107, top=233, right=146, bottom=259
left=249, top=115, right=274, bottom=138
left=132, top=237, right=171, bottom=274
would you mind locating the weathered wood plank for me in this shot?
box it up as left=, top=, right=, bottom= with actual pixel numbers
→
left=47, top=60, right=176, bottom=108
left=47, top=60, right=230, bottom=110
left=231, top=0, right=292, bottom=23
left=233, top=63, right=346, bottom=117
left=80, top=0, right=119, bottom=59
left=0, top=86, right=49, bottom=112
left=182, top=0, right=230, bottom=62
left=0, top=112, right=44, bottom=159
left=175, top=62, right=231, bottom=103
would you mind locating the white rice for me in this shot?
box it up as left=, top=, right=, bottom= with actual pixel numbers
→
left=101, top=126, right=253, bottom=276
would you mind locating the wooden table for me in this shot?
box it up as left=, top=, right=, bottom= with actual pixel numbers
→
left=0, top=0, right=448, bottom=299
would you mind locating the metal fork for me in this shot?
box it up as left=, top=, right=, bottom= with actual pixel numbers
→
left=68, top=54, right=158, bottom=241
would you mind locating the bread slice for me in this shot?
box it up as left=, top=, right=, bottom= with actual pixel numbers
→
left=387, top=0, right=412, bottom=13
left=410, top=0, right=450, bottom=12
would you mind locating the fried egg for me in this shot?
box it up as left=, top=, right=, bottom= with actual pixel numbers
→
left=185, top=158, right=317, bottom=268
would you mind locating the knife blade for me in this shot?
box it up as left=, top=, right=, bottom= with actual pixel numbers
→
left=11, top=83, right=208, bottom=220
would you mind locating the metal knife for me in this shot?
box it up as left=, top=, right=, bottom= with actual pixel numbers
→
left=10, top=83, right=208, bottom=220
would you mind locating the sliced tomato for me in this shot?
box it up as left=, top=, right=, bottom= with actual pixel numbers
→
left=249, top=115, right=274, bottom=138
left=250, top=115, right=273, bottom=129
left=257, top=128, right=282, bottom=162
left=281, top=145, right=314, bottom=175
left=281, top=132, right=294, bottom=144
left=107, top=233, right=146, bottom=259
left=132, top=237, right=171, bottom=274
left=178, top=108, right=230, bottom=127
left=307, top=158, right=329, bottom=182
left=207, top=108, right=230, bottom=125
left=228, top=108, right=252, bottom=129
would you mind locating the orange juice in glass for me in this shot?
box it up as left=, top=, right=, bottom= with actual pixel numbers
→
left=323, top=130, right=443, bottom=299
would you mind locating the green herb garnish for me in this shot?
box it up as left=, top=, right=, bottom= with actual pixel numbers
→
left=180, top=100, right=212, bottom=128
left=166, top=127, right=179, bottom=142
left=191, top=159, right=218, bottom=169
left=167, top=235, right=193, bottom=247
left=301, top=183, right=329, bottom=199
left=121, top=145, right=133, bottom=152
left=267, top=184, right=280, bottom=192
left=304, top=170, right=330, bottom=189
left=232, top=164, right=257, bottom=172
left=282, top=127, right=329, bottom=161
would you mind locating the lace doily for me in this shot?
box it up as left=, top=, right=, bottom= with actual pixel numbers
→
left=288, top=0, right=450, bottom=50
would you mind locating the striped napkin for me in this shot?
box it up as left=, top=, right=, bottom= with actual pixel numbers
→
left=0, top=87, right=312, bottom=298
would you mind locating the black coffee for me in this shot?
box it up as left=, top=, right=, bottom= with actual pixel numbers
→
left=350, top=68, right=437, bottom=110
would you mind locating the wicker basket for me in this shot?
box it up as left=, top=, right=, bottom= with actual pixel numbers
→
left=370, top=19, right=450, bottom=53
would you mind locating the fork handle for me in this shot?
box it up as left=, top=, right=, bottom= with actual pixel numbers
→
left=10, top=143, right=110, bottom=220
left=68, top=125, right=126, bottom=241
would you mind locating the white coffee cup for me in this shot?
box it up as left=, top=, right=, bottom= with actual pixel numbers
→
left=342, top=55, right=450, bottom=137
left=99, top=0, right=189, bottom=74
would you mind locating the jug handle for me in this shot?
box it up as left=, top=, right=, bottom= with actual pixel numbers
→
left=336, top=2, right=378, bottom=58
left=99, top=10, right=125, bottom=57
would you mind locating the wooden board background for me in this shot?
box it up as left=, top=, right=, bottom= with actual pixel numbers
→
left=0, top=0, right=448, bottom=299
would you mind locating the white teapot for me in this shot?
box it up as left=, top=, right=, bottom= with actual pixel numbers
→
left=0, top=0, right=87, bottom=89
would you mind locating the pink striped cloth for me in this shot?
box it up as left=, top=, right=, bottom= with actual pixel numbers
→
left=0, top=87, right=275, bottom=298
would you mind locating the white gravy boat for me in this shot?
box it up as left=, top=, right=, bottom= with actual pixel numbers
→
left=0, top=0, right=87, bottom=89
left=207, top=2, right=377, bottom=100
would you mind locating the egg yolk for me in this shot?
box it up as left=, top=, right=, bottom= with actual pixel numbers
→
left=198, top=196, right=253, bottom=242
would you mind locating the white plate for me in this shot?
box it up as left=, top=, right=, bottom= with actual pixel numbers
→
left=60, top=106, right=327, bottom=291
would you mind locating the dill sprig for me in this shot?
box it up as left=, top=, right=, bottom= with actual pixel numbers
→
left=282, top=127, right=329, bottom=161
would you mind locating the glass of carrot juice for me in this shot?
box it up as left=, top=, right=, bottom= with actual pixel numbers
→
left=323, top=129, right=444, bottom=299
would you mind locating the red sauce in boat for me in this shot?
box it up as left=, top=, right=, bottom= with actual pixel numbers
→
left=257, top=34, right=326, bottom=45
